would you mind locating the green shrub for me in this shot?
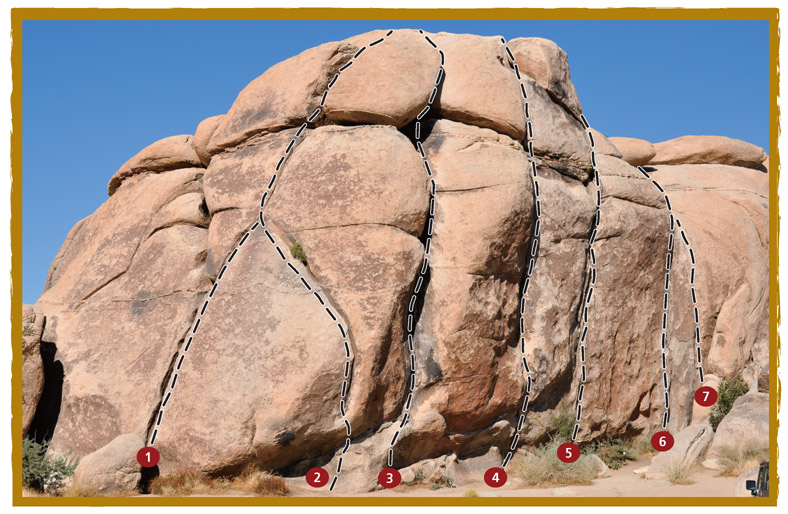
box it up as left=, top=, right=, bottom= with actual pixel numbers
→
left=590, top=438, right=638, bottom=470
left=22, top=324, right=35, bottom=336
left=633, top=435, right=656, bottom=458
left=289, top=243, right=307, bottom=265
left=428, top=475, right=455, bottom=490
left=513, top=441, right=598, bottom=486
left=22, top=438, right=78, bottom=493
left=710, top=375, right=749, bottom=430
left=464, top=489, right=478, bottom=497
left=548, top=402, right=575, bottom=442
left=413, top=468, right=425, bottom=484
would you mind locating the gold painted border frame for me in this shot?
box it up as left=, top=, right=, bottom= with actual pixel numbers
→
left=9, top=7, right=780, bottom=507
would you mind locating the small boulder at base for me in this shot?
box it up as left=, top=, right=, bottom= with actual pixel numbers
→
left=643, top=424, right=714, bottom=479
left=649, top=135, right=767, bottom=169
left=691, top=374, right=721, bottom=425
left=445, top=447, right=501, bottom=485
left=608, top=137, right=657, bottom=166
left=709, top=393, right=769, bottom=457
left=589, top=454, right=611, bottom=478
left=72, top=433, right=144, bottom=495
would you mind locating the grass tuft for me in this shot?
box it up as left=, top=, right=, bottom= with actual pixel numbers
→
left=716, top=441, right=769, bottom=477
left=661, top=458, right=695, bottom=485
left=513, top=441, right=598, bottom=487
left=149, top=471, right=230, bottom=496
left=633, top=435, right=657, bottom=459
left=428, top=475, right=455, bottom=490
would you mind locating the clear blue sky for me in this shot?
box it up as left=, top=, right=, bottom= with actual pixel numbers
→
left=22, top=19, right=769, bottom=304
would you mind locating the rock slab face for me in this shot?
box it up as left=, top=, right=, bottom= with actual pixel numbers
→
left=29, top=30, right=769, bottom=492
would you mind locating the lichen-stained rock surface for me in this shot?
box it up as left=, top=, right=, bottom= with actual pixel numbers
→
left=36, top=168, right=211, bottom=456
left=570, top=154, right=673, bottom=440
left=27, top=30, right=769, bottom=492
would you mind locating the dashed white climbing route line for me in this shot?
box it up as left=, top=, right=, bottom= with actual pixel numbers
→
left=147, top=218, right=263, bottom=448
left=571, top=115, right=603, bottom=443
left=387, top=30, right=445, bottom=470
left=498, top=36, right=541, bottom=470
left=147, top=31, right=396, bottom=494
left=637, top=166, right=677, bottom=429
left=254, top=29, right=397, bottom=493
left=637, top=166, right=707, bottom=388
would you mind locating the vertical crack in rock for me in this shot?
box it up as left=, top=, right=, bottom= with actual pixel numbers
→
left=143, top=319, right=195, bottom=447
left=570, top=115, right=603, bottom=442
left=386, top=30, right=445, bottom=470
left=498, top=35, right=541, bottom=468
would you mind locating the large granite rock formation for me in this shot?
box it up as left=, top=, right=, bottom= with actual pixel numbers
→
left=25, top=30, right=768, bottom=492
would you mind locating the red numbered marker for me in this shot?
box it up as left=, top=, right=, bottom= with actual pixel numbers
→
left=136, top=447, right=160, bottom=468
left=306, top=467, right=329, bottom=487
left=651, top=431, right=674, bottom=452
left=694, top=386, right=718, bottom=407
left=378, top=468, right=401, bottom=489
left=557, top=442, right=580, bottom=463
left=484, top=467, right=507, bottom=488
